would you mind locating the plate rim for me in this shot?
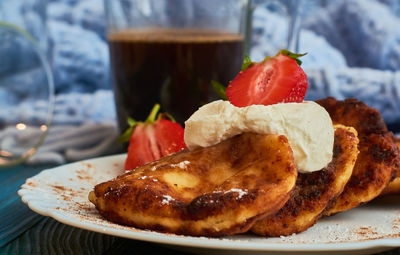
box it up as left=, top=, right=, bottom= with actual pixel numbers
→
left=18, top=154, right=400, bottom=252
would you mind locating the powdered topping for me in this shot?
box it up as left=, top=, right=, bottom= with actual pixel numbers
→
left=161, top=195, right=175, bottom=205
left=212, top=188, right=249, bottom=200
left=138, top=176, right=158, bottom=182
left=169, top=160, right=190, bottom=169
left=226, top=188, right=248, bottom=199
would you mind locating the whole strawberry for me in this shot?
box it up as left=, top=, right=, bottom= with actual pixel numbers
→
left=118, top=104, right=186, bottom=170
left=226, top=50, right=308, bottom=107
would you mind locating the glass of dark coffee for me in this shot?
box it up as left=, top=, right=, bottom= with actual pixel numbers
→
left=104, top=0, right=299, bottom=132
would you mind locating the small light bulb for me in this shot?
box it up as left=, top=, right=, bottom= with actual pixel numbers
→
left=16, top=123, right=27, bottom=130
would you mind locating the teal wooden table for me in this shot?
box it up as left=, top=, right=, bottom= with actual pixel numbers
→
left=1, top=164, right=400, bottom=255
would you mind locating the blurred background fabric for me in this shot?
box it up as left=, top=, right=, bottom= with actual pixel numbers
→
left=252, top=0, right=400, bottom=131
left=1, top=0, right=400, bottom=163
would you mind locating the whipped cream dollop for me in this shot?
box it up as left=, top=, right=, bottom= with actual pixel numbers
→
left=184, top=100, right=334, bottom=173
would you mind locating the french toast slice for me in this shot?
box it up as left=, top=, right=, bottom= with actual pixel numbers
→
left=89, top=132, right=297, bottom=237
left=381, top=138, right=400, bottom=195
left=317, top=97, right=400, bottom=216
left=251, top=125, right=359, bottom=236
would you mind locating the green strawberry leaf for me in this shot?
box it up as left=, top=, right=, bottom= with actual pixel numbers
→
left=117, top=117, right=138, bottom=143
left=241, top=55, right=253, bottom=71
left=127, top=117, right=137, bottom=127
left=277, top=49, right=307, bottom=66
left=145, top=103, right=161, bottom=123
left=118, top=103, right=161, bottom=143
left=117, top=125, right=136, bottom=143
left=211, top=80, right=228, bottom=100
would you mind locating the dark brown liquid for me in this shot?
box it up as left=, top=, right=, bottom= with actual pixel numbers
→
left=108, top=29, right=244, bottom=132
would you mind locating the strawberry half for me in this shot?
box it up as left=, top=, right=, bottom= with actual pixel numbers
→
left=119, top=104, right=186, bottom=170
left=226, top=50, right=308, bottom=107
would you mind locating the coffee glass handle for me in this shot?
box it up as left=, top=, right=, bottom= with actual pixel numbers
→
left=251, top=0, right=302, bottom=53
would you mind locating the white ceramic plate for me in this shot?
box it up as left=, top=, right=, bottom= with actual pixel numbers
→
left=18, top=154, right=400, bottom=255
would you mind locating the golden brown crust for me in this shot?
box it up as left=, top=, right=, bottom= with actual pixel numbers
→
left=316, top=97, right=400, bottom=216
left=89, top=133, right=297, bottom=237
left=251, top=125, right=359, bottom=237
left=316, top=97, right=388, bottom=135
left=381, top=140, right=400, bottom=195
